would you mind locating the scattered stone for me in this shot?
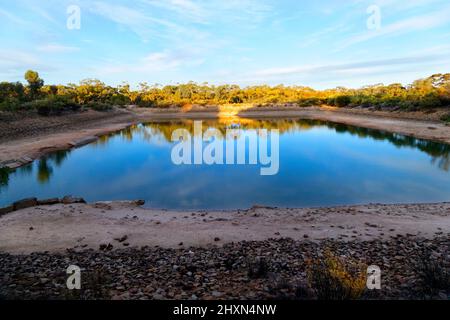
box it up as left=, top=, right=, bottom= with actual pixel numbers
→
left=211, top=291, right=223, bottom=298
left=69, top=136, right=98, bottom=148
left=38, top=198, right=60, bottom=206
left=114, top=235, right=128, bottom=243
left=99, top=243, right=114, bottom=251
left=0, top=205, right=14, bottom=216
left=0, top=237, right=448, bottom=300
left=5, top=162, right=22, bottom=169
left=365, top=222, right=378, bottom=228
left=13, top=198, right=38, bottom=210
left=61, top=196, right=86, bottom=204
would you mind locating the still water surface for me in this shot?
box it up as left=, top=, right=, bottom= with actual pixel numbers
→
left=1, top=119, right=450, bottom=209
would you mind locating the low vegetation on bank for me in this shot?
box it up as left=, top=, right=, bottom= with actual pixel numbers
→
left=1, top=237, right=448, bottom=300
left=1, top=71, right=450, bottom=115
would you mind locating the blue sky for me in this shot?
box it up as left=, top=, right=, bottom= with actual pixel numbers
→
left=0, top=0, right=450, bottom=89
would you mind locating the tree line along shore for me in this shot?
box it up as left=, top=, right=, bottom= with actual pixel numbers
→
left=0, top=71, right=449, bottom=121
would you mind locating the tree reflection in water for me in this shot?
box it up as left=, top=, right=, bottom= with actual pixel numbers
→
left=0, top=167, right=10, bottom=188
left=0, top=149, right=72, bottom=193
left=0, top=119, right=449, bottom=191
left=131, top=119, right=450, bottom=172
left=36, top=150, right=71, bottom=184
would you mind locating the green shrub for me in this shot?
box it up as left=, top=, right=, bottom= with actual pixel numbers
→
left=109, top=95, right=130, bottom=106
left=85, top=101, right=112, bottom=111
left=398, top=100, right=415, bottom=110
left=326, top=97, right=336, bottom=106
left=136, top=97, right=157, bottom=108
left=440, top=113, right=450, bottom=123
left=230, top=96, right=243, bottom=104
left=298, top=97, right=322, bottom=107
left=23, top=95, right=80, bottom=116
left=334, top=95, right=352, bottom=107
left=418, top=94, right=442, bottom=109
left=0, top=97, right=21, bottom=111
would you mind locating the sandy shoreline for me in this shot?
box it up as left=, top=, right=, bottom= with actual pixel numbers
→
left=0, top=201, right=449, bottom=254
left=1, top=106, right=450, bottom=254
left=1, top=106, right=450, bottom=169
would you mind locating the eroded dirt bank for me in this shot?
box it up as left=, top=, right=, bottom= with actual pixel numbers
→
left=0, top=201, right=448, bottom=254
left=1, top=106, right=450, bottom=168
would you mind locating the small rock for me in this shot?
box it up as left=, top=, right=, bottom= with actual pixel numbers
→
left=38, top=198, right=60, bottom=206
left=13, top=198, right=38, bottom=210
left=0, top=205, right=14, bottom=216
left=211, top=291, right=223, bottom=297
left=134, top=200, right=145, bottom=206
left=62, top=196, right=86, bottom=204
left=114, top=235, right=128, bottom=243
left=70, top=136, right=98, bottom=148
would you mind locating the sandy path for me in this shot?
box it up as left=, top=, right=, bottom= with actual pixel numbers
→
left=0, top=201, right=448, bottom=254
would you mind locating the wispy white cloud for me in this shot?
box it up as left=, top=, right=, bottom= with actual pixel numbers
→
left=94, top=49, right=204, bottom=75
left=27, top=4, right=60, bottom=26
left=298, top=23, right=352, bottom=49
left=37, top=44, right=80, bottom=53
left=367, top=0, right=444, bottom=12
left=252, top=53, right=450, bottom=78
left=339, top=5, right=450, bottom=49
left=0, top=8, right=28, bottom=25
left=0, top=49, right=55, bottom=79
left=88, top=0, right=273, bottom=41
left=141, top=0, right=209, bottom=24
left=231, top=49, right=450, bottom=88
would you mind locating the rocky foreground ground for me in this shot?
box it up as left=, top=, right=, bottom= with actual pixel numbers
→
left=1, top=236, right=448, bottom=300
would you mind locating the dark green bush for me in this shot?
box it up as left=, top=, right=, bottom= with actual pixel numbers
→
left=418, top=94, right=442, bottom=109
left=135, top=97, right=157, bottom=108
left=85, top=101, right=112, bottom=111
left=0, top=97, right=21, bottom=111
left=23, top=95, right=80, bottom=116
left=230, top=96, right=243, bottom=104
left=334, top=95, right=352, bottom=107
left=298, top=97, right=322, bottom=106
left=326, top=97, right=336, bottom=106
left=109, top=95, right=130, bottom=106
left=440, top=113, right=450, bottom=123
